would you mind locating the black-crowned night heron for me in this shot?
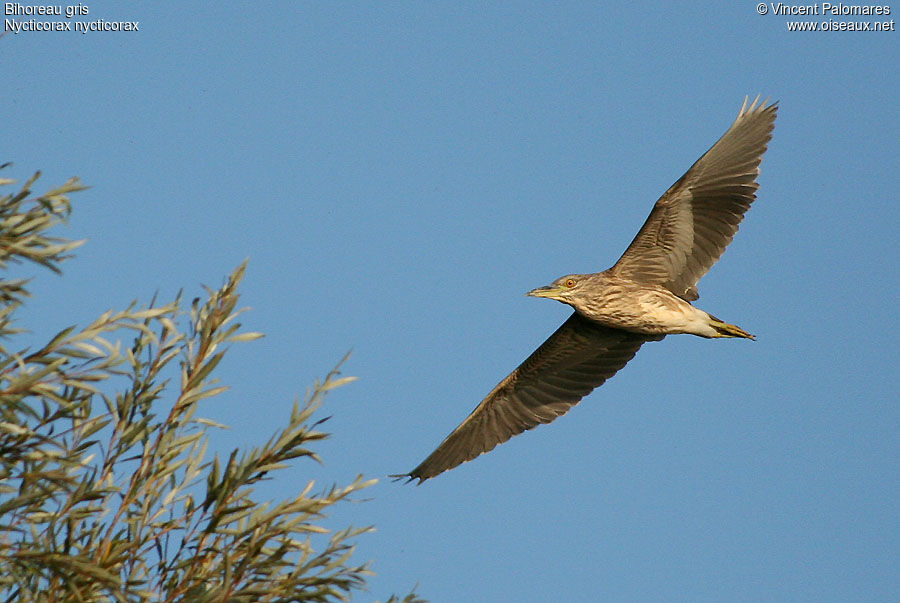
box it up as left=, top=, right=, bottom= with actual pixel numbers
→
left=397, top=97, right=777, bottom=483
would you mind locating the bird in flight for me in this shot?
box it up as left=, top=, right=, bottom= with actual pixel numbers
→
left=397, top=97, right=777, bottom=483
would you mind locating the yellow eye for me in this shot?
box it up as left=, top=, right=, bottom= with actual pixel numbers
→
left=564, top=278, right=576, bottom=288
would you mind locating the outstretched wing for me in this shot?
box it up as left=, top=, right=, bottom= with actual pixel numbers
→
left=611, top=97, right=777, bottom=301
left=400, top=314, right=661, bottom=482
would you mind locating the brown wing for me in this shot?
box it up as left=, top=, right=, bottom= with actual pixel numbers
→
left=400, top=313, right=662, bottom=482
left=611, top=97, right=777, bottom=301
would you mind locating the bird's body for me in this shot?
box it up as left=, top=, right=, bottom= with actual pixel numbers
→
left=528, top=272, right=753, bottom=339
left=397, top=97, right=777, bottom=483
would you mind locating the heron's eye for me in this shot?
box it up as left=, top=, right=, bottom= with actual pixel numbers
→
left=564, top=278, right=576, bottom=288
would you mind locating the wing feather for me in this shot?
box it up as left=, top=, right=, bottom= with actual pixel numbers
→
left=611, top=97, right=777, bottom=301
left=401, top=314, right=661, bottom=482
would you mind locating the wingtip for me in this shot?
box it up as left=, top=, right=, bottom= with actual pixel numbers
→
left=389, top=472, right=424, bottom=485
left=740, top=95, right=779, bottom=117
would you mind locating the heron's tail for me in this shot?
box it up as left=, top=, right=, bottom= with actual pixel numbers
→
left=708, top=316, right=755, bottom=340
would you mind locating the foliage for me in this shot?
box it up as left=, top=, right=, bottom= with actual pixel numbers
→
left=0, top=166, right=422, bottom=602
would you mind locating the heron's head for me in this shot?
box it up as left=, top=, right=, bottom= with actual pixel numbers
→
left=526, top=274, right=592, bottom=307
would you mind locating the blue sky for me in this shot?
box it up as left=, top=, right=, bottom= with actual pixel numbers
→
left=4, top=2, right=898, bottom=601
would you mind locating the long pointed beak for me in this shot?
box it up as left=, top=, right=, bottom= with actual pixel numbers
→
left=526, top=285, right=563, bottom=299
